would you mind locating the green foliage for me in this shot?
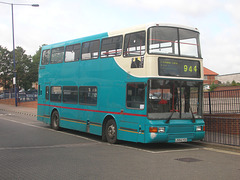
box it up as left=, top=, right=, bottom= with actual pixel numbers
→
left=209, top=83, right=218, bottom=91
left=231, top=80, right=237, bottom=86
left=0, top=46, right=13, bottom=89
left=30, top=46, right=42, bottom=83
left=0, top=45, right=42, bottom=91
left=219, top=81, right=240, bottom=87
left=14, top=46, right=32, bottom=90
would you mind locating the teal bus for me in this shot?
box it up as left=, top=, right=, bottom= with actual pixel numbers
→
left=37, top=23, right=205, bottom=144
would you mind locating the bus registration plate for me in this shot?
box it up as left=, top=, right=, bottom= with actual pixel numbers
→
left=175, top=138, right=187, bottom=142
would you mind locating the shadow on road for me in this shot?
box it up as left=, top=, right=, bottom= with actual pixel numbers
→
left=56, top=127, right=202, bottom=152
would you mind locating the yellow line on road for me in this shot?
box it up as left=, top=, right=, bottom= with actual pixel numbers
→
left=204, top=148, right=240, bottom=156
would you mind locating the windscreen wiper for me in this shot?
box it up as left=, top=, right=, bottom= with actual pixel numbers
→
left=165, top=110, right=175, bottom=123
left=190, top=107, right=196, bottom=123
left=166, top=99, right=179, bottom=123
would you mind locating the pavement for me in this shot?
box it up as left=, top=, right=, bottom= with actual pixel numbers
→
left=0, top=103, right=240, bottom=153
left=0, top=103, right=37, bottom=117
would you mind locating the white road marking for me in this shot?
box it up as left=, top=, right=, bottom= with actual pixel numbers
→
left=0, top=116, right=102, bottom=144
left=0, top=113, right=13, bottom=116
left=0, top=142, right=99, bottom=151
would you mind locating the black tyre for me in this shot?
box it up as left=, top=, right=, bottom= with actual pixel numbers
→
left=51, top=110, right=60, bottom=130
left=105, top=119, right=118, bottom=144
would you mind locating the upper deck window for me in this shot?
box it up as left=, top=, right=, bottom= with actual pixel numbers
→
left=82, top=40, right=100, bottom=60
left=124, top=31, right=145, bottom=57
left=148, top=27, right=201, bottom=58
left=41, top=49, right=50, bottom=65
left=101, top=35, right=123, bottom=58
left=65, top=43, right=81, bottom=62
left=51, top=46, right=64, bottom=64
left=179, top=29, right=200, bottom=57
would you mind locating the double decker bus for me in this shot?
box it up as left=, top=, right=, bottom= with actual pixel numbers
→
left=37, top=23, right=205, bottom=144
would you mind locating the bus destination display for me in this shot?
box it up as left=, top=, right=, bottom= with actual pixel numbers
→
left=158, top=58, right=200, bottom=78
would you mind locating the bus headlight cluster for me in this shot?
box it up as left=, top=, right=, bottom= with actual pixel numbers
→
left=149, top=127, right=165, bottom=133
left=196, top=126, right=205, bottom=131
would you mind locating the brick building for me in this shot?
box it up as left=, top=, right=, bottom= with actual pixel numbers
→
left=204, top=67, right=219, bottom=85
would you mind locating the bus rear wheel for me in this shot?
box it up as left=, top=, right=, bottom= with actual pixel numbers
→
left=105, top=119, right=118, bottom=144
left=51, top=110, right=60, bottom=130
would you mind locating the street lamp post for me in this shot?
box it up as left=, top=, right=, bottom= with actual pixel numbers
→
left=0, top=1, right=39, bottom=107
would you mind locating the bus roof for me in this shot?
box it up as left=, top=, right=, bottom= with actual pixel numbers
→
left=109, top=23, right=199, bottom=36
left=42, top=23, right=199, bottom=50
left=42, top=32, right=108, bottom=50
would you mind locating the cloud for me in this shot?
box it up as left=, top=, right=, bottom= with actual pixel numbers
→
left=106, top=0, right=218, bottom=16
left=1, top=0, right=240, bottom=75
left=225, top=0, right=240, bottom=21
left=202, top=24, right=240, bottom=74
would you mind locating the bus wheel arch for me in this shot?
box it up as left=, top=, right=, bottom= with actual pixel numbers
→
left=51, top=109, right=60, bottom=131
left=102, top=115, right=118, bottom=144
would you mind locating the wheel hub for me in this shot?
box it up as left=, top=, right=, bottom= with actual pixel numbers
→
left=107, top=124, right=115, bottom=138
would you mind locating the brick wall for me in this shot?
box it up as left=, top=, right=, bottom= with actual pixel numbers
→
left=0, top=99, right=37, bottom=109
left=204, top=114, right=240, bottom=135
left=0, top=99, right=16, bottom=106
left=204, top=75, right=218, bottom=85
left=214, top=86, right=240, bottom=91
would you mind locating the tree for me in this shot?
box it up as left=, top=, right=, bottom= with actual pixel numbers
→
left=0, top=45, right=43, bottom=91
left=0, top=46, right=13, bottom=90
left=31, top=46, right=42, bottom=83
left=231, top=80, right=237, bottom=86
left=209, top=83, right=218, bottom=91
left=14, top=46, right=34, bottom=91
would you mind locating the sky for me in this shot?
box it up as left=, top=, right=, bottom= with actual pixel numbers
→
left=0, top=0, right=240, bottom=75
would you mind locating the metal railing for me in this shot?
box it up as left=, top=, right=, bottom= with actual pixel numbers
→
left=0, top=91, right=37, bottom=102
left=203, top=89, right=240, bottom=114
left=203, top=89, right=240, bottom=146
left=18, top=92, right=38, bottom=102
left=204, top=115, right=240, bottom=146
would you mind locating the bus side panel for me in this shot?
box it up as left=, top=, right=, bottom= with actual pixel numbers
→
left=60, top=106, right=87, bottom=132
left=117, top=116, right=146, bottom=143
left=97, top=57, right=148, bottom=143
left=78, top=107, right=102, bottom=136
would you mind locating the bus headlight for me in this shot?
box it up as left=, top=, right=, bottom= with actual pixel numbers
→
left=149, top=127, right=165, bottom=133
left=158, top=127, right=165, bottom=133
left=196, top=126, right=203, bottom=131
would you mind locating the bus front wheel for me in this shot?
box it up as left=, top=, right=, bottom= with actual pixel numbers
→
left=105, top=119, right=118, bottom=144
left=51, top=110, right=60, bottom=130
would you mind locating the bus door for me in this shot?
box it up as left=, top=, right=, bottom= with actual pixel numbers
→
left=122, top=82, right=146, bottom=142
left=44, top=83, right=51, bottom=121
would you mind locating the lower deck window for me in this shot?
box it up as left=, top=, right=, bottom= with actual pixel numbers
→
left=79, top=86, right=97, bottom=105
left=50, top=86, right=62, bottom=102
left=63, top=86, right=78, bottom=104
left=126, top=83, right=145, bottom=109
